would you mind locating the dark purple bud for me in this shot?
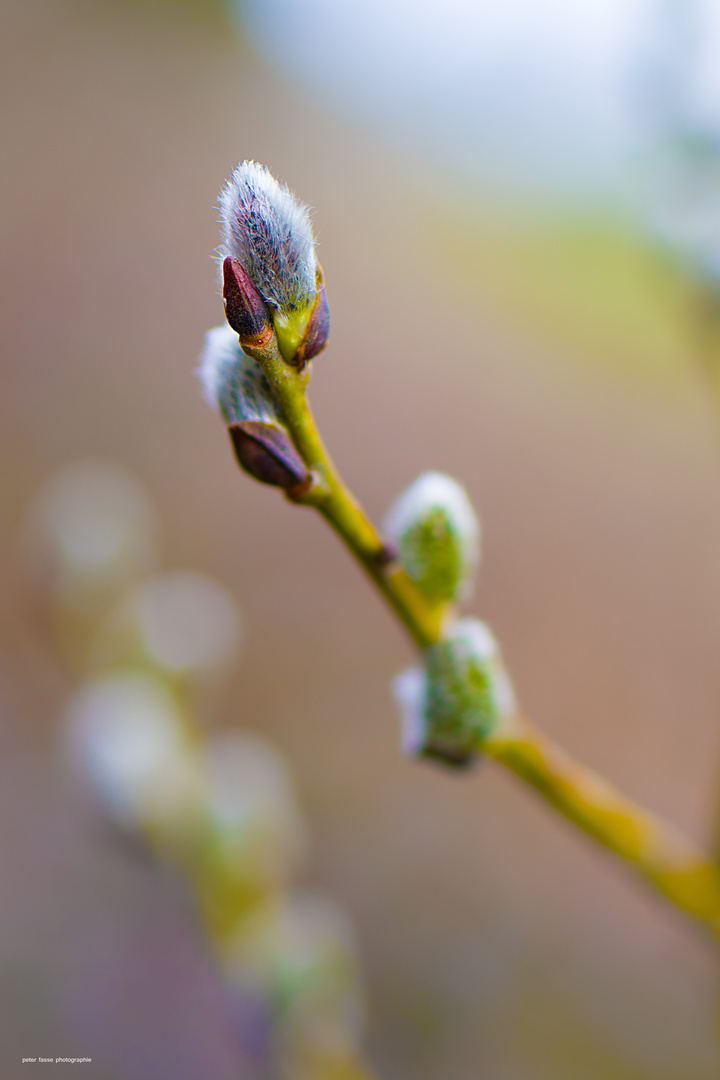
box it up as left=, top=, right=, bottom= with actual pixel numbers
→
left=375, top=541, right=398, bottom=567
left=222, top=257, right=273, bottom=346
left=422, top=741, right=478, bottom=770
left=295, top=267, right=330, bottom=366
left=228, top=421, right=309, bottom=490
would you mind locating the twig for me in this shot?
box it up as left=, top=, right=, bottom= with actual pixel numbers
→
left=245, top=332, right=720, bottom=942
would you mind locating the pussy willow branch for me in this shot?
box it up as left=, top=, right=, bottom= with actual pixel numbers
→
left=244, top=338, right=444, bottom=647
left=245, top=334, right=720, bottom=941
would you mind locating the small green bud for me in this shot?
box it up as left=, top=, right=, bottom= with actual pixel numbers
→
left=394, top=618, right=515, bottom=769
left=384, top=472, right=480, bottom=606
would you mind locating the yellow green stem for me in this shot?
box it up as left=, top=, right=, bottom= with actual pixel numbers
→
left=245, top=337, right=444, bottom=648
left=486, top=714, right=720, bottom=932
left=245, top=334, right=720, bottom=942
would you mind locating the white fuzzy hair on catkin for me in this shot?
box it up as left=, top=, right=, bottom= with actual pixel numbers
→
left=219, top=161, right=317, bottom=313
left=393, top=666, right=428, bottom=757
left=384, top=472, right=480, bottom=566
left=197, top=324, right=281, bottom=427
left=197, top=325, right=237, bottom=414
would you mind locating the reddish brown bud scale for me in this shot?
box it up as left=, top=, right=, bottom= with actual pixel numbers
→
left=375, top=541, right=399, bottom=567
left=222, top=257, right=273, bottom=347
left=295, top=267, right=330, bottom=367
left=228, top=421, right=309, bottom=490
left=422, top=742, right=477, bottom=770
left=285, top=473, right=317, bottom=501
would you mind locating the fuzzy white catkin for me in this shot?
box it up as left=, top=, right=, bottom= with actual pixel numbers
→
left=24, top=459, right=158, bottom=593
left=91, top=571, right=242, bottom=683
left=221, top=889, right=365, bottom=1043
left=64, top=672, right=204, bottom=834
left=133, top=572, right=241, bottom=674
left=202, top=730, right=308, bottom=880
left=393, top=618, right=516, bottom=761
left=425, top=618, right=516, bottom=745
left=219, top=160, right=317, bottom=313
left=384, top=471, right=480, bottom=604
left=198, top=324, right=281, bottom=426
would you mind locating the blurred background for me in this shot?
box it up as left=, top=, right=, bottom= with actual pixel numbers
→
left=4, top=0, right=720, bottom=1076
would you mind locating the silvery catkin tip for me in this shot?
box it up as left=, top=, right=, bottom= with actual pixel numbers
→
left=219, top=161, right=329, bottom=365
